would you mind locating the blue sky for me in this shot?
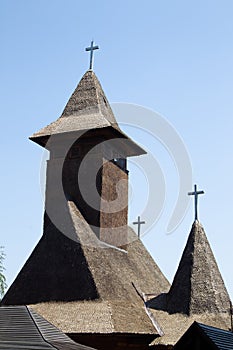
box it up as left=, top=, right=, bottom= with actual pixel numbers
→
left=1, top=1, right=233, bottom=300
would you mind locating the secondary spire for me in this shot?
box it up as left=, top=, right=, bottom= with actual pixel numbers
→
left=85, top=40, right=99, bottom=70
left=188, top=184, right=204, bottom=221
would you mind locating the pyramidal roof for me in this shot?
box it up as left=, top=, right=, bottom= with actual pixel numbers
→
left=61, top=69, right=117, bottom=123
left=166, top=220, right=230, bottom=315
left=30, top=70, right=145, bottom=156
left=31, top=70, right=117, bottom=139
left=1, top=201, right=170, bottom=335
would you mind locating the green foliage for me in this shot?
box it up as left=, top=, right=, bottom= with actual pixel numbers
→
left=0, top=247, right=7, bottom=299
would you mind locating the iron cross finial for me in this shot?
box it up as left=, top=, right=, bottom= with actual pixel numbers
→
left=85, top=40, right=99, bottom=70
left=133, top=216, right=145, bottom=239
left=188, top=184, right=205, bottom=221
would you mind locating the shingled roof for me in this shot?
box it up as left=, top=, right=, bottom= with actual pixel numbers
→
left=147, top=221, right=231, bottom=347
left=30, top=70, right=117, bottom=139
left=30, top=70, right=145, bottom=156
left=166, top=220, right=230, bottom=315
left=149, top=310, right=231, bottom=347
left=1, top=201, right=170, bottom=336
left=148, top=221, right=230, bottom=315
left=0, top=305, right=96, bottom=350
left=2, top=68, right=170, bottom=340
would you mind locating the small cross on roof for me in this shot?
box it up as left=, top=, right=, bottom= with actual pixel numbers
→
left=188, top=184, right=204, bottom=221
left=85, top=40, right=99, bottom=70
left=133, top=216, right=145, bottom=238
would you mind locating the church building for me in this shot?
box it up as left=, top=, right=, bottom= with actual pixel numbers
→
left=1, top=44, right=231, bottom=349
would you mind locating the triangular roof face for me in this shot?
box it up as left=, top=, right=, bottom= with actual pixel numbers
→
left=166, top=220, right=230, bottom=315
left=1, top=201, right=170, bottom=335
left=147, top=221, right=231, bottom=347
left=0, top=305, right=96, bottom=350
left=61, top=69, right=117, bottom=124
left=30, top=70, right=145, bottom=156
left=31, top=70, right=117, bottom=139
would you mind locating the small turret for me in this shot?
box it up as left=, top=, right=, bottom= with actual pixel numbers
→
left=167, top=220, right=230, bottom=315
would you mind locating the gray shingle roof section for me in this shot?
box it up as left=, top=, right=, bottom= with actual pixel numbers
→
left=198, top=323, right=233, bottom=350
left=0, top=306, right=96, bottom=350
left=0, top=306, right=53, bottom=349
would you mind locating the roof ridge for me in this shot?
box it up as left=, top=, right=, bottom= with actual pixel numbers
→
left=27, top=306, right=59, bottom=349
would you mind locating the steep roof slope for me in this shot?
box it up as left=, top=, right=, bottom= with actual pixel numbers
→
left=30, top=70, right=117, bottom=139
left=166, top=220, right=230, bottom=315
left=1, top=201, right=170, bottom=335
left=30, top=70, right=145, bottom=156
left=147, top=221, right=231, bottom=347
left=2, top=68, right=167, bottom=338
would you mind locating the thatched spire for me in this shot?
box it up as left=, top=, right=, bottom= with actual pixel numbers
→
left=61, top=70, right=117, bottom=123
left=31, top=70, right=116, bottom=140
left=29, top=70, right=145, bottom=156
left=166, top=220, right=230, bottom=315
left=1, top=69, right=170, bottom=342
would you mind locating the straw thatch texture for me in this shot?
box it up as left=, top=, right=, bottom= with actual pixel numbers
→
left=30, top=300, right=157, bottom=335
left=149, top=309, right=231, bottom=347
left=146, top=221, right=231, bottom=348
left=168, top=221, right=230, bottom=315
left=29, top=70, right=145, bottom=157
left=1, top=200, right=170, bottom=336
left=69, top=201, right=170, bottom=301
left=147, top=221, right=230, bottom=316
left=30, top=70, right=116, bottom=138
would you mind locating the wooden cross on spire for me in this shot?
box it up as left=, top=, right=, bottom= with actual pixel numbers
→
left=133, top=216, right=145, bottom=239
left=188, top=184, right=204, bottom=221
left=85, top=40, right=99, bottom=70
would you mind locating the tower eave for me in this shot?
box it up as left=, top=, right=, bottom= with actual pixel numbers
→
left=29, top=125, right=146, bottom=157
